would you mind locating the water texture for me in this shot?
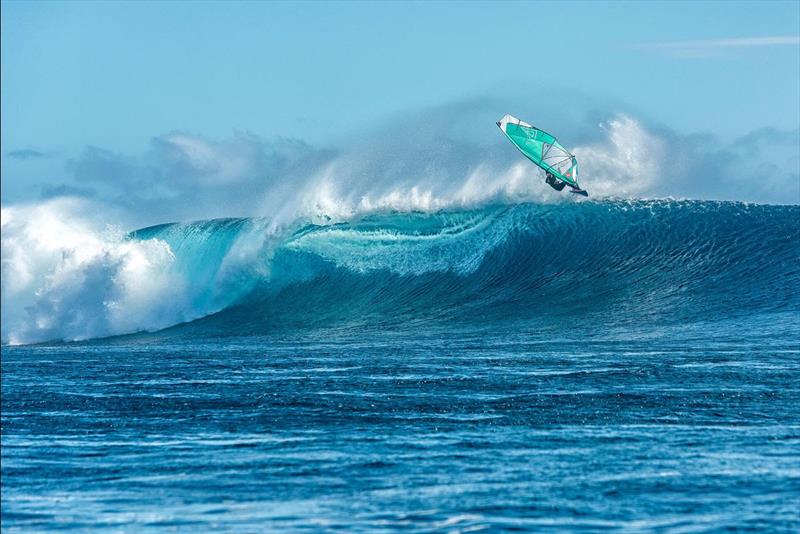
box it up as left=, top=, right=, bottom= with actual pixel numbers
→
left=3, top=200, right=799, bottom=531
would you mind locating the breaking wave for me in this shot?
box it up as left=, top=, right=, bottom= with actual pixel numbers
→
left=3, top=199, right=798, bottom=344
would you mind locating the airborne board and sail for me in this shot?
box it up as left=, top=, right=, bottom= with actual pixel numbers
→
left=496, top=114, right=588, bottom=196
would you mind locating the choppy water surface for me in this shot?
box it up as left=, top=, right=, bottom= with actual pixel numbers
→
left=3, top=201, right=799, bottom=531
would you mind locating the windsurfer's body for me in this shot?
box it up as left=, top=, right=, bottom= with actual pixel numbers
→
left=545, top=172, right=566, bottom=191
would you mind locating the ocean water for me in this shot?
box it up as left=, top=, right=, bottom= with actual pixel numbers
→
left=2, top=200, right=800, bottom=531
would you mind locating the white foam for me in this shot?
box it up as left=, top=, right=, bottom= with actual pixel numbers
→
left=1, top=199, right=190, bottom=344
left=573, top=115, right=665, bottom=197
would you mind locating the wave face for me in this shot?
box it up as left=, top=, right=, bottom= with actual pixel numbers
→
left=135, top=200, right=799, bottom=339
left=4, top=200, right=798, bottom=343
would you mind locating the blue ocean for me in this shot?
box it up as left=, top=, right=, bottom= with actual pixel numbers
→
left=2, top=200, right=799, bottom=531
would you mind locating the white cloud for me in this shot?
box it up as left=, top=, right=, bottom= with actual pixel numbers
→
left=635, top=35, right=800, bottom=51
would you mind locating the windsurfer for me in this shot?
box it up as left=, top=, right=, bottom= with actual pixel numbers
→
left=545, top=172, right=566, bottom=191
left=497, top=114, right=589, bottom=196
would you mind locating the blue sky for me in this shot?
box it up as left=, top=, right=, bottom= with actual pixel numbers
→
left=2, top=0, right=799, bottom=205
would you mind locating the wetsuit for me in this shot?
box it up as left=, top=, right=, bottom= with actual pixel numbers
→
left=545, top=173, right=566, bottom=191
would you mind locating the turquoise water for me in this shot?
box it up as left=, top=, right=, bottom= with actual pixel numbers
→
left=3, top=201, right=799, bottom=530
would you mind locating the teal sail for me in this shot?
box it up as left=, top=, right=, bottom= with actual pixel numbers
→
left=497, top=114, right=585, bottom=194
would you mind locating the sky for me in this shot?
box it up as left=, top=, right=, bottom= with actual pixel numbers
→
left=1, top=0, right=799, bottom=209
